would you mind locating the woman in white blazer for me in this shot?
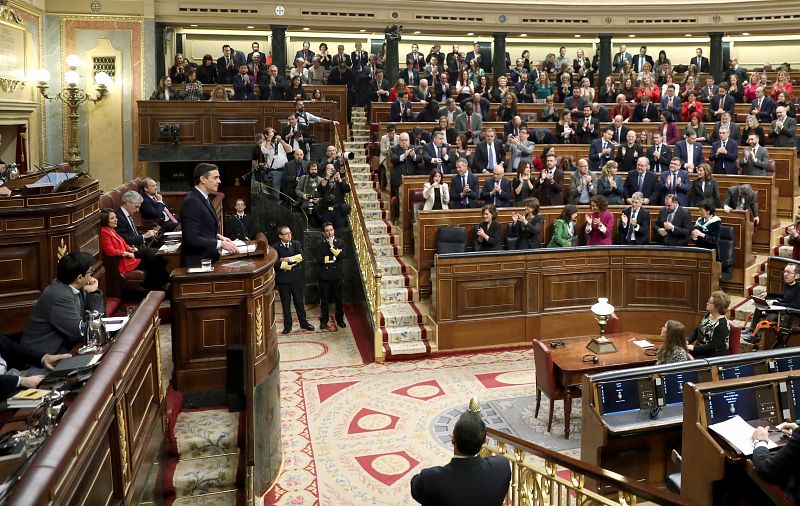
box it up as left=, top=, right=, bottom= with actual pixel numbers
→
left=422, top=169, right=449, bottom=210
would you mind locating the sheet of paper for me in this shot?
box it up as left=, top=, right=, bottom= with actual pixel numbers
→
left=159, top=242, right=180, bottom=253
left=187, top=266, right=214, bottom=273
left=163, top=231, right=181, bottom=238
left=220, top=242, right=257, bottom=256
left=633, top=340, right=654, bottom=348
left=708, top=415, right=777, bottom=456
left=101, top=316, right=129, bottom=333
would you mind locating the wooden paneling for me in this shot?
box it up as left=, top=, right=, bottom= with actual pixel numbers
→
left=433, top=247, right=718, bottom=351
left=137, top=99, right=347, bottom=149
left=416, top=206, right=752, bottom=295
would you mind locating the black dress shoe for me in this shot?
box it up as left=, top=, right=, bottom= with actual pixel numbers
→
left=320, top=321, right=329, bottom=329
left=282, top=328, right=292, bottom=335
left=336, top=320, right=347, bottom=328
left=300, top=322, right=315, bottom=331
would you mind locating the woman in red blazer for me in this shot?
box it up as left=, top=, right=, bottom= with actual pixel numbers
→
left=100, top=208, right=141, bottom=275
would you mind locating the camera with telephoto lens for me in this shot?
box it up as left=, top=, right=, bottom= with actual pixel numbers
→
left=338, top=151, right=355, bottom=160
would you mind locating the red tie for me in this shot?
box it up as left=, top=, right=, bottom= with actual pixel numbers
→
left=467, top=115, right=471, bottom=130
left=758, top=98, right=762, bottom=111
left=165, top=207, right=178, bottom=224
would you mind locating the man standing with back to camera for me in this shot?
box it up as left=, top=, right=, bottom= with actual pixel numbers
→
left=180, top=163, right=238, bottom=267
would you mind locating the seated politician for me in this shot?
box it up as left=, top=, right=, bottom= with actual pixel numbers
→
left=0, top=334, right=70, bottom=399
left=751, top=421, right=800, bottom=501
left=687, top=290, right=731, bottom=358
left=690, top=201, right=722, bottom=251
left=100, top=208, right=169, bottom=290
left=410, top=410, right=511, bottom=506
left=139, top=177, right=180, bottom=232
left=21, top=252, right=105, bottom=356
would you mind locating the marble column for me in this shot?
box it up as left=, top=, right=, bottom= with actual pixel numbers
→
left=270, top=25, right=287, bottom=72
left=709, top=32, right=724, bottom=84
left=384, top=33, right=399, bottom=85
left=599, top=34, right=613, bottom=84
left=492, top=32, right=508, bottom=80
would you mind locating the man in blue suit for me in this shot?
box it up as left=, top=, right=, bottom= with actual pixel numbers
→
left=449, top=158, right=479, bottom=209
left=709, top=126, right=739, bottom=175
left=232, top=64, right=258, bottom=100
left=480, top=166, right=513, bottom=208
left=180, top=163, right=238, bottom=267
left=411, top=410, right=511, bottom=506
left=216, top=44, right=244, bottom=85
left=589, top=127, right=616, bottom=171
left=674, top=130, right=705, bottom=172
left=659, top=85, right=682, bottom=123
left=390, top=91, right=413, bottom=122
left=661, top=158, right=690, bottom=207
left=751, top=86, right=774, bottom=124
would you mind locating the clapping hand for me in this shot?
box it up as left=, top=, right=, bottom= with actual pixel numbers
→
left=620, top=213, right=629, bottom=226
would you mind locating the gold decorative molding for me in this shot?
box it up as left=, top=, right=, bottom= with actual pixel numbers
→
left=255, top=298, right=263, bottom=351
left=56, top=238, right=67, bottom=260
left=154, top=325, right=164, bottom=400
left=115, top=399, right=130, bottom=490
left=0, top=1, right=23, bottom=25
left=0, top=76, right=24, bottom=92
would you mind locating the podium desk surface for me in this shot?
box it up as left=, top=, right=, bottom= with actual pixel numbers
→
left=545, top=333, right=659, bottom=388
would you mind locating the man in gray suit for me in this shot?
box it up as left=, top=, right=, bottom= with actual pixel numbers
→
left=723, top=184, right=760, bottom=226
left=740, top=133, right=770, bottom=176
left=21, top=252, right=104, bottom=356
left=437, top=98, right=461, bottom=125
left=505, top=127, right=534, bottom=172
left=770, top=106, right=797, bottom=148
left=454, top=102, right=482, bottom=144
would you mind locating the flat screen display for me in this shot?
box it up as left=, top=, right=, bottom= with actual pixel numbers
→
left=775, top=356, right=800, bottom=372
left=662, top=370, right=699, bottom=406
left=706, top=387, right=758, bottom=424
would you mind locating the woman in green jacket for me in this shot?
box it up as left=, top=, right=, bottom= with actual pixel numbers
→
left=548, top=204, right=579, bottom=248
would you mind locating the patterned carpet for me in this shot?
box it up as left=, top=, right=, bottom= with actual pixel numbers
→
left=263, top=349, right=581, bottom=506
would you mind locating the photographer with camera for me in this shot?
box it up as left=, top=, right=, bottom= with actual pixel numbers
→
left=255, top=129, right=292, bottom=200
left=296, top=162, right=323, bottom=226
left=316, top=163, right=351, bottom=229
left=282, top=113, right=311, bottom=159
left=282, top=149, right=309, bottom=204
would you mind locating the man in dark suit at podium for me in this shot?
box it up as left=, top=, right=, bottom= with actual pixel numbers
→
left=411, top=410, right=511, bottom=505
left=272, top=226, right=314, bottom=334
left=22, top=252, right=105, bottom=356
left=317, top=222, right=346, bottom=329
left=180, top=163, right=238, bottom=267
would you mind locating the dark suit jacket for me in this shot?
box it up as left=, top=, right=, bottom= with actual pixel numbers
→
left=653, top=206, right=692, bottom=246
left=21, top=280, right=104, bottom=356
left=631, top=54, right=654, bottom=73
left=589, top=138, right=615, bottom=170
left=753, top=428, right=800, bottom=500
left=331, top=53, right=351, bottom=68
left=674, top=140, right=705, bottom=171
left=224, top=214, right=256, bottom=241
left=618, top=206, right=650, bottom=244
left=662, top=169, right=691, bottom=207
left=232, top=73, right=257, bottom=100
left=503, top=120, right=528, bottom=140
left=410, top=455, right=511, bottom=506
left=709, top=139, right=739, bottom=174
left=480, top=178, right=513, bottom=207
left=724, top=187, right=759, bottom=218
left=690, top=178, right=722, bottom=208
left=449, top=172, right=479, bottom=208
left=390, top=145, right=420, bottom=187
left=647, top=143, right=673, bottom=174
left=472, top=140, right=505, bottom=173
left=632, top=102, right=659, bottom=122
left=691, top=55, right=710, bottom=73
left=709, top=94, right=735, bottom=117
left=272, top=240, right=304, bottom=284
left=576, top=117, right=600, bottom=144
left=350, top=50, right=368, bottom=70
left=180, top=188, right=220, bottom=267
left=623, top=170, right=659, bottom=203
left=423, top=142, right=453, bottom=173
left=534, top=168, right=565, bottom=206
left=216, top=55, right=239, bottom=84
left=317, top=237, right=346, bottom=281
left=610, top=125, right=630, bottom=145
left=474, top=220, right=501, bottom=251
left=390, top=100, right=413, bottom=122
left=752, top=96, right=774, bottom=123
left=294, top=49, right=315, bottom=64
left=115, top=208, right=144, bottom=246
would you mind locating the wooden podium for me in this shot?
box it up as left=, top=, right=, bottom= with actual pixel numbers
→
left=169, top=241, right=282, bottom=496
left=0, top=169, right=101, bottom=333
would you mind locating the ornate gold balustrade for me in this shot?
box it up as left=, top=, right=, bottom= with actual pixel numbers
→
left=334, top=125, right=384, bottom=362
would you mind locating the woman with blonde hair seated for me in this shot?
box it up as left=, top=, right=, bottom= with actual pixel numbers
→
left=596, top=161, right=624, bottom=205
left=209, top=84, right=229, bottom=101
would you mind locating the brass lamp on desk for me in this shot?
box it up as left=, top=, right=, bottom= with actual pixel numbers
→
left=588, top=297, right=618, bottom=354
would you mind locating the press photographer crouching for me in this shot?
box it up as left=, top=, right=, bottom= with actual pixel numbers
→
left=296, top=161, right=323, bottom=227
left=316, top=163, right=351, bottom=229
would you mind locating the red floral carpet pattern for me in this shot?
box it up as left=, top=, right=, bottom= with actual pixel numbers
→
left=262, top=349, right=548, bottom=506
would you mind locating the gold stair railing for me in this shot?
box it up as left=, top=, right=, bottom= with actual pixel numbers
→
left=334, top=124, right=384, bottom=362
left=482, top=427, right=698, bottom=506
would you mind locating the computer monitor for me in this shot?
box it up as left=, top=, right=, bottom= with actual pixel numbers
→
left=774, top=356, right=800, bottom=372
left=784, top=377, right=800, bottom=422
left=706, top=385, right=778, bottom=425
left=598, top=378, right=656, bottom=415
left=662, top=370, right=699, bottom=406
left=717, top=361, right=769, bottom=380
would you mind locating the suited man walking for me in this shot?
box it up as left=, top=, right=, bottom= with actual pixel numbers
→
left=317, top=222, right=346, bottom=329
left=180, top=163, right=238, bottom=267
left=618, top=192, right=651, bottom=245
left=449, top=158, right=479, bottom=209
left=653, top=194, right=692, bottom=246
left=709, top=126, right=739, bottom=175
left=740, top=133, right=770, bottom=176
left=411, top=410, right=511, bottom=505
left=272, top=226, right=314, bottom=334
left=472, top=129, right=504, bottom=174
left=21, top=252, right=105, bottom=356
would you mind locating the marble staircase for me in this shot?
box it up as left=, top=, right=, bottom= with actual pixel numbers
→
left=345, top=107, right=433, bottom=360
